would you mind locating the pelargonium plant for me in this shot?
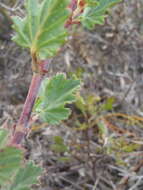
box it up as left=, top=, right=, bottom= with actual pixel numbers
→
left=0, top=0, right=121, bottom=189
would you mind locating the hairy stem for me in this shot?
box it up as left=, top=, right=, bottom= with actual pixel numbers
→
left=11, top=73, right=43, bottom=145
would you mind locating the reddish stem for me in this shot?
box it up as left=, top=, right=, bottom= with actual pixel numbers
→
left=10, top=59, right=49, bottom=145
left=11, top=73, right=43, bottom=145
left=18, top=73, right=43, bottom=127
left=66, top=0, right=86, bottom=28
left=68, top=0, right=77, bottom=11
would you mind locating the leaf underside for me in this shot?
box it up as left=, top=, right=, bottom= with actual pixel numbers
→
left=12, top=0, right=70, bottom=59
left=34, top=74, right=80, bottom=124
left=80, top=0, right=121, bottom=29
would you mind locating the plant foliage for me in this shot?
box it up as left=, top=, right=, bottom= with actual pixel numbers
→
left=12, top=0, right=70, bottom=59
left=0, top=129, right=42, bottom=190
left=10, top=162, right=42, bottom=190
left=4, top=0, right=123, bottom=189
left=34, top=74, right=80, bottom=124
left=0, top=146, right=22, bottom=186
left=79, top=0, right=121, bottom=29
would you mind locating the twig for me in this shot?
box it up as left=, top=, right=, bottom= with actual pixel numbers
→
left=0, top=1, right=21, bottom=12
left=9, top=51, right=49, bottom=145
left=128, top=177, right=143, bottom=190
left=10, top=73, right=44, bottom=145
left=117, top=160, right=143, bottom=190
left=59, top=176, right=83, bottom=190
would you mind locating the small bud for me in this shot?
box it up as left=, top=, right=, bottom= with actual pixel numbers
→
left=39, top=60, right=49, bottom=74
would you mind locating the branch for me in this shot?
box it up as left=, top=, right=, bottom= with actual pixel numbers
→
left=10, top=59, right=49, bottom=145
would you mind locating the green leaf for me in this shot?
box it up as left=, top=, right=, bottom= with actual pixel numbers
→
left=103, top=97, right=115, bottom=111
left=34, top=73, right=80, bottom=124
left=51, top=144, right=68, bottom=153
left=80, top=0, right=121, bottom=29
left=58, top=156, right=71, bottom=162
left=12, top=0, right=70, bottom=59
left=10, top=161, right=42, bottom=190
left=0, top=146, right=23, bottom=186
left=97, top=120, right=108, bottom=139
left=75, top=94, right=86, bottom=115
left=54, top=136, right=64, bottom=144
left=85, top=0, right=99, bottom=6
left=51, top=136, right=68, bottom=153
left=0, top=129, right=9, bottom=149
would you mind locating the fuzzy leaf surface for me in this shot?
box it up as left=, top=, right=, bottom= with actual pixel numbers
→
left=0, top=129, right=10, bottom=149
left=10, top=162, right=42, bottom=190
left=12, top=0, right=70, bottom=59
left=34, top=74, right=80, bottom=124
left=80, top=0, right=121, bottom=29
left=0, top=146, right=23, bottom=186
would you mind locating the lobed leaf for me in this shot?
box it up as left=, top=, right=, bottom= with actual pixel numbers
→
left=0, top=146, right=23, bottom=186
left=10, top=161, right=42, bottom=190
left=0, top=129, right=42, bottom=190
left=51, top=136, right=69, bottom=153
left=12, top=0, right=70, bottom=59
left=80, top=0, right=121, bottom=29
left=0, top=129, right=10, bottom=149
left=34, top=74, right=80, bottom=124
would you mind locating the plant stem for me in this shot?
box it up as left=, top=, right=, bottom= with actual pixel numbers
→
left=18, top=73, right=43, bottom=127
left=11, top=73, right=43, bottom=145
